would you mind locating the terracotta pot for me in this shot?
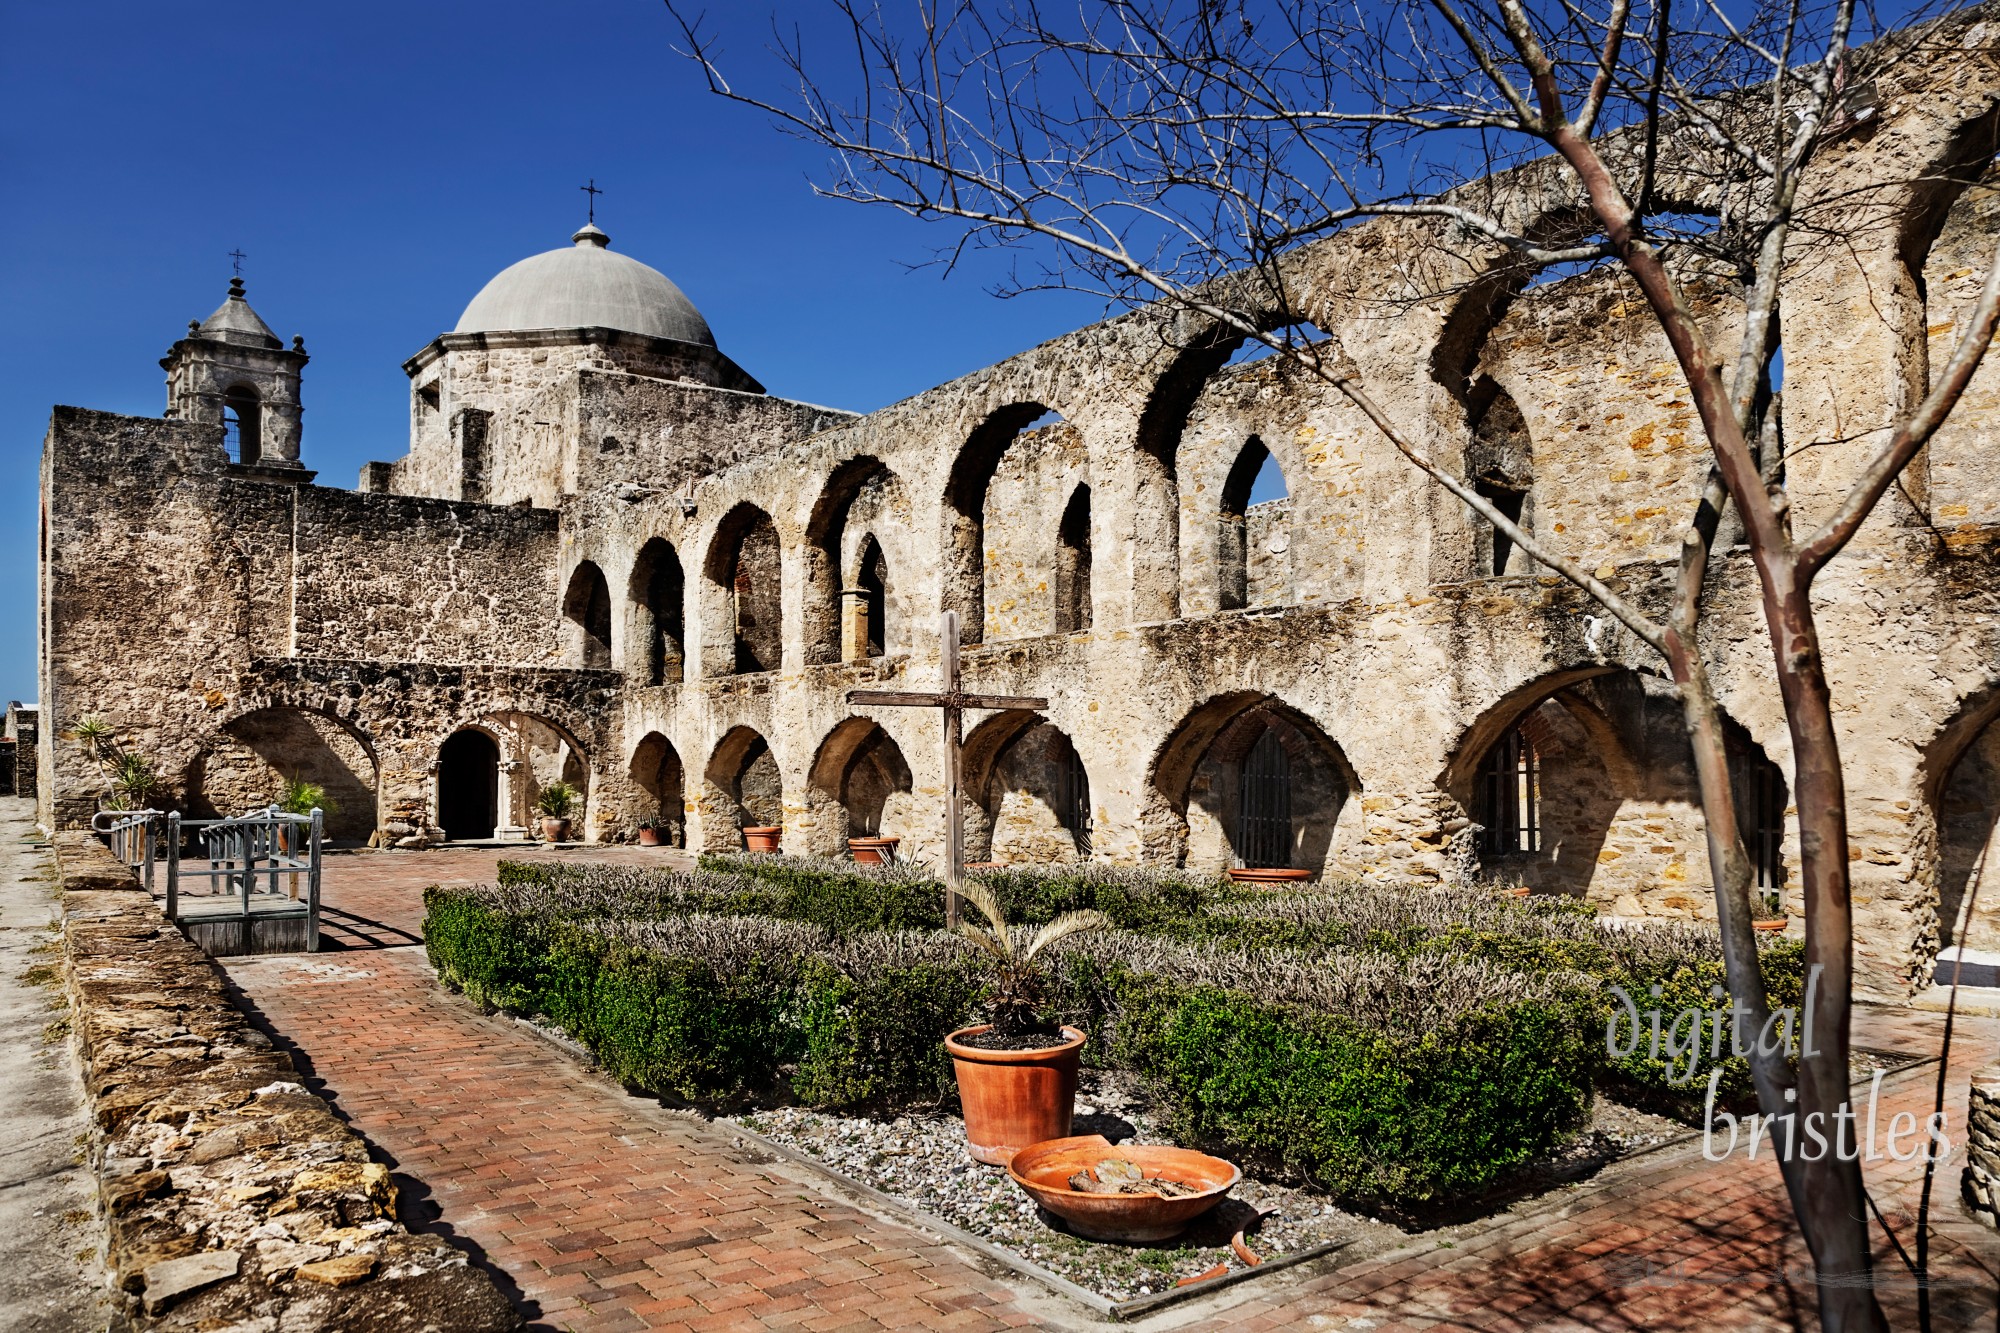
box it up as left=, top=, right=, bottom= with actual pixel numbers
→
left=849, top=835, right=899, bottom=864
left=963, top=861, right=1006, bottom=873
left=539, top=817, right=568, bottom=843
left=637, top=827, right=662, bottom=847
left=1009, top=1134, right=1239, bottom=1243
left=743, top=825, right=782, bottom=854
left=1753, top=916, right=1789, bottom=933
left=945, top=1024, right=1085, bottom=1166
left=1497, top=885, right=1533, bottom=899
left=1225, top=866, right=1314, bottom=886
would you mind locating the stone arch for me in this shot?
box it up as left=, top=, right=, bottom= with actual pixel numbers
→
left=1053, top=484, right=1093, bottom=633
left=432, top=710, right=592, bottom=842
left=942, top=402, right=1064, bottom=644
left=1913, top=109, right=2000, bottom=523
left=702, top=504, right=783, bottom=676
left=1217, top=436, right=1292, bottom=610
left=629, top=538, right=685, bottom=687
left=964, top=713, right=1093, bottom=865
left=805, top=457, right=906, bottom=663
left=1146, top=692, right=1357, bottom=875
left=804, top=718, right=917, bottom=856
left=1442, top=668, right=1787, bottom=912
left=562, top=560, right=613, bottom=670
left=185, top=705, right=379, bottom=842
left=703, top=725, right=784, bottom=850
left=1919, top=681, right=2000, bottom=959
left=629, top=731, right=686, bottom=847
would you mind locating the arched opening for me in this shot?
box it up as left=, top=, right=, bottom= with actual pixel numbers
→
left=704, top=726, right=784, bottom=849
left=1916, top=118, right=2000, bottom=525
left=703, top=505, right=783, bottom=675
left=1933, top=709, right=2000, bottom=959
left=629, top=731, right=686, bottom=847
left=630, top=539, right=685, bottom=687
left=1218, top=437, right=1292, bottom=609
left=438, top=729, right=500, bottom=842
left=222, top=385, right=262, bottom=463
left=943, top=403, right=1064, bottom=645
left=1465, top=377, right=1535, bottom=576
left=853, top=535, right=889, bottom=659
left=1451, top=670, right=1783, bottom=912
left=806, top=718, right=916, bottom=854
left=187, top=706, right=378, bottom=842
left=1149, top=696, right=1353, bottom=875
left=962, top=714, right=1094, bottom=865
left=807, top=458, right=904, bottom=664
left=562, top=561, right=613, bottom=670
left=1053, top=485, right=1092, bottom=633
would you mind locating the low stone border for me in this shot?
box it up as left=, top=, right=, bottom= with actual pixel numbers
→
left=54, top=833, right=521, bottom=1331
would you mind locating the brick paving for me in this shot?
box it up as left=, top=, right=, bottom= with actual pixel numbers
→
left=219, top=848, right=2000, bottom=1331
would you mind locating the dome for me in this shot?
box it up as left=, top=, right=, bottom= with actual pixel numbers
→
left=453, top=224, right=716, bottom=346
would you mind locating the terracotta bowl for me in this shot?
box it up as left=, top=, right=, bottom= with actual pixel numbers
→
left=1008, top=1134, right=1239, bottom=1243
left=1226, top=866, right=1313, bottom=886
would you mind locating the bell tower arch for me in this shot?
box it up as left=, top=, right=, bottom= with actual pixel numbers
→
left=162, top=275, right=310, bottom=474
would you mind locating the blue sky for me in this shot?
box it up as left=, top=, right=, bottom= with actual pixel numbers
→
left=0, top=1, right=1113, bottom=704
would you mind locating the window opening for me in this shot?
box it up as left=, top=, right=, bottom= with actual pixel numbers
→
left=1236, top=726, right=1293, bottom=868
left=1477, top=725, right=1540, bottom=855
left=1060, top=745, right=1092, bottom=857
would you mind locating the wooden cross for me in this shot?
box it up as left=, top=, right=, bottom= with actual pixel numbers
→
left=580, top=178, right=602, bottom=223
left=847, top=610, right=1046, bottom=924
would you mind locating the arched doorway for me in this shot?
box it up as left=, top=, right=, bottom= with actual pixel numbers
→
left=438, top=729, right=500, bottom=841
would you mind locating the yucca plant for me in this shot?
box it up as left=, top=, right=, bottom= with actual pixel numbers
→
left=72, top=715, right=113, bottom=751
left=952, top=879, right=1109, bottom=1038
left=536, top=781, right=580, bottom=819
left=278, top=775, right=332, bottom=817
left=111, top=753, right=159, bottom=807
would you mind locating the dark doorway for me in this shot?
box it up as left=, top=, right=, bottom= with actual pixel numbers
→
left=1236, top=726, right=1293, bottom=868
left=438, top=729, right=499, bottom=841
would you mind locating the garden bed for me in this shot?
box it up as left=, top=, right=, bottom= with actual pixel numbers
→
left=725, top=1068, right=1688, bottom=1304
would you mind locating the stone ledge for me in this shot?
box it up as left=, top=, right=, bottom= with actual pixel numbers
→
left=55, top=839, right=521, bottom=1331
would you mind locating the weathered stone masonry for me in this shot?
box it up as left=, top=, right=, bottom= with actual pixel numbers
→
left=39, top=8, right=2000, bottom=998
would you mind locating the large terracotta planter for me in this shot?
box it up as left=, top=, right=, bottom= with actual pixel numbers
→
left=1753, top=916, right=1789, bottom=933
left=637, top=827, right=663, bottom=847
left=1226, top=866, right=1313, bottom=886
left=743, top=825, right=782, bottom=854
left=849, top=835, right=899, bottom=864
left=1009, top=1135, right=1239, bottom=1242
left=539, top=817, right=569, bottom=843
left=945, top=1024, right=1085, bottom=1166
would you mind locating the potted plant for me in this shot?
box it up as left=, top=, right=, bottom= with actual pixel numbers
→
left=637, top=818, right=664, bottom=847
left=742, top=823, right=782, bottom=853
left=276, top=775, right=332, bottom=859
left=536, top=781, right=580, bottom=843
left=944, top=881, right=1109, bottom=1165
left=848, top=833, right=899, bottom=864
left=1753, top=887, right=1789, bottom=933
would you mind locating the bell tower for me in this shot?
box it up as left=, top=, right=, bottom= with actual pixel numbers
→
left=162, top=275, right=310, bottom=473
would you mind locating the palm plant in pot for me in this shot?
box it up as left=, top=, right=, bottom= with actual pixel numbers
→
left=536, top=781, right=580, bottom=843
left=945, top=881, right=1109, bottom=1165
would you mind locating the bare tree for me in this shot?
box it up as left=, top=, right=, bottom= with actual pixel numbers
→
left=666, top=1, right=2000, bottom=1326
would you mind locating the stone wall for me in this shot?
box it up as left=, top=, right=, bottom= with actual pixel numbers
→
left=54, top=833, right=518, bottom=1330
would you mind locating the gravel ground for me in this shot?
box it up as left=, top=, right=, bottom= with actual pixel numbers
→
left=729, top=1070, right=1694, bottom=1303
left=731, top=1069, right=1385, bottom=1301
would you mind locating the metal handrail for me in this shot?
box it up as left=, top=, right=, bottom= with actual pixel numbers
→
left=164, top=806, right=323, bottom=951
left=91, top=808, right=163, bottom=892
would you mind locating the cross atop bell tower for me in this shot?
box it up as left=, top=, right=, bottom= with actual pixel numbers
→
left=161, top=267, right=312, bottom=477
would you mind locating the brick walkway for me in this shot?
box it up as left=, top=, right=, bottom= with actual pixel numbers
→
left=220, top=848, right=2000, bottom=1331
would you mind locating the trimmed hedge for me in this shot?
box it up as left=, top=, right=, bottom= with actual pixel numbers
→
left=449, top=862, right=1804, bottom=1125
left=424, top=880, right=1598, bottom=1208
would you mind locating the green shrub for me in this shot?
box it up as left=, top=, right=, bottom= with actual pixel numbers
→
left=793, top=934, right=983, bottom=1107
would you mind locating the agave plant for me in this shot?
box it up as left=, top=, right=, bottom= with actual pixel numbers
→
left=72, top=715, right=113, bottom=751
left=952, top=880, right=1109, bottom=1038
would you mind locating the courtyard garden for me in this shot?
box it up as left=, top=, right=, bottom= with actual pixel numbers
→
left=422, top=855, right=1807, bottom=1303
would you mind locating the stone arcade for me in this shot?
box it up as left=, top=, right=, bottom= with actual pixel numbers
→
left=37, top=32, right=2000, bottom=998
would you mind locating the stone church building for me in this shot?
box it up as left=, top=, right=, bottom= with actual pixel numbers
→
left=36, top=24, right=2000, bottom=996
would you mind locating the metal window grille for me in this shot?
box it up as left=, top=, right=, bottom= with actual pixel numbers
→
left=1478, top=727, right=1540, bottom=856
left=1236, top=728, right=1293, bottom=869
left=1745, top=753, right=1785, bottom=891
left=1060, top=747, right=1092, bottom=857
